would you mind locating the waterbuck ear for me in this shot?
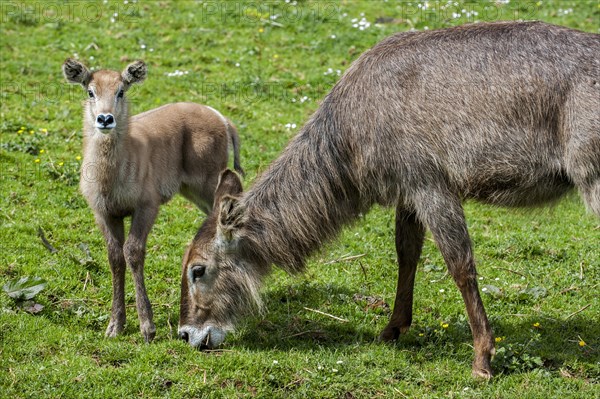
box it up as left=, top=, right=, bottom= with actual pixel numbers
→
left=217, top=194, right=246, bottom=243
left=62, top=58, right=91, bottom=87
left=213, top=169, right=243, bottom=210
left=122, top=60, right=147, bottom=86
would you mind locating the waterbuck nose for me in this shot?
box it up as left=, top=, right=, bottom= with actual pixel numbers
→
left=96, top=113, right=115, bottom=128
left=179, top=331, right=189, bottom=342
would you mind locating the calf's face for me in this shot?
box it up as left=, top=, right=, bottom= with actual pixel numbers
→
left=62, top=58, right=146, bottom=133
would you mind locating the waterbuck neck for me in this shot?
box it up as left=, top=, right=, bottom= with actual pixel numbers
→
left=238, top=110, right=366, bottom=274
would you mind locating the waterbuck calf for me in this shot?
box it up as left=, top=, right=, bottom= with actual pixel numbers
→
left=63, top=58, right=243, bottom=342
left=178, top=21, right=599, bottom=378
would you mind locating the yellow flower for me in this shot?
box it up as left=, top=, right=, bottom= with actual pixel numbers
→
left=29, top=130, right=34, bottom=134
left=76, top=155, right=82, bottom=161
left=273, top=54, right=279, bottom=59
left=579, top=340, right=586, bottom=347
left=533, top=322, right=540, bottom=328
left=41, top=128, right=48, bottom=133
left=34, top=158, right=40, bottom=163
left=258, top=28, right=264, bottom=33
left=58, top=162, right=64, bottom=167
left=40, top=149, right=45, bottom=154
left=441, top=323, right=449, bottom=329
left=495, top=337, right=503, bottom=343
left=418, top=333, right=424, bottom=337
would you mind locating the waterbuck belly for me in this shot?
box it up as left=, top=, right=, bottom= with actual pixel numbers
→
left=462, top=167, right=573, bottom=207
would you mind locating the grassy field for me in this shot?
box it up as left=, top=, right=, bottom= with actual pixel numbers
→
left=1, top=0, right=599, bottom=397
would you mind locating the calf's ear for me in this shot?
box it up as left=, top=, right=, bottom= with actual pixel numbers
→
left=62, top=58, right=91, bottom=87
left=122, top=60, right=147, bottom=86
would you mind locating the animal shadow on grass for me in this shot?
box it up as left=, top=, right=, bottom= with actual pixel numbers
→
left=232, top=282, right=378, bottom=351
left=222, top=281, right=599, bottom=376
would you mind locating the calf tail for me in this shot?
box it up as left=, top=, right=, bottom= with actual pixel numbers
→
left=227, top=122, right=245, bottom=177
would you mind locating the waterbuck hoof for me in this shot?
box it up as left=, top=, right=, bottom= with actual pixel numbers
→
left=472, top=356, right=494, bottom=379
left=472, top=366, right=493, bottom=380
left=379, top=326, right=401, bottom=342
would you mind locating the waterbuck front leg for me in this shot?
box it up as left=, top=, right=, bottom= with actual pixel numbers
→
left=124, top=205, right=159, bottom=342
left=96, top=214, right=127, bottom=337
left=414, top=189, right=495, bottom=379
left=380, top=208, right=425, bottom=341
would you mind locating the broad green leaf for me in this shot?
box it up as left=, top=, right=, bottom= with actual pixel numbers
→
left=2, top=276, right=47, bottom=301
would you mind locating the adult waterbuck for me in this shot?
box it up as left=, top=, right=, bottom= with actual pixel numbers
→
left=63, top=58, right=243, bottom=342
left=178, top=21, right=599, bottom=378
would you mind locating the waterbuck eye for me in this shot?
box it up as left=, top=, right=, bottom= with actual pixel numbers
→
left=117, top=89, right=124, bottom=99
left=191, top=265, right=206, bottom=281
left=87, top=89, right=94, bottom=98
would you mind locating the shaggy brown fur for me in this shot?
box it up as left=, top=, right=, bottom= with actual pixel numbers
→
left=179, top=21, right=599, bottom=378
left=63, top=58, right=243, bottom=342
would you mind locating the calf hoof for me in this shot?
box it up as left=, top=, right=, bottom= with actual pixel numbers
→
left=105, top=317, right=125, bottom=338
left=141, top=322, right=156, bottom=343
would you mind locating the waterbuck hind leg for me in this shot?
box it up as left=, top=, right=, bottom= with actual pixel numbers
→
left=97, top=215, right=127, bottom=337
left=414, top=189, right=495, bottom=379
left=380, top=208, right=425, bottom=342
left=124, top=206, right=159, bottom=343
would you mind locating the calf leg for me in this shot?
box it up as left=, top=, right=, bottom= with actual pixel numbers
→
left=124, top=206, right=159, bottom=342
left=96, top=215, right=126, bottom=337
left=380, top=208, right=425, bottom=341
left=414, top=189, right=494, bottom=379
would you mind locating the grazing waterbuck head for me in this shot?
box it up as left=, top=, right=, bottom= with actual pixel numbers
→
left=62, top=58, right=146, bottom=133
left=178, top=170, right=266, bottom=349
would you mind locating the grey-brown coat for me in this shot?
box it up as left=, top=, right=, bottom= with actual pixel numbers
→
left=180, top=21, right=599, bottom=378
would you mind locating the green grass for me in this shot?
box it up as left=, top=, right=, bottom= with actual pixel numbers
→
left=1, top=1, right=599, bottom=398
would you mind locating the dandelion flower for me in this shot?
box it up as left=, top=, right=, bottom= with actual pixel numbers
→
left=58, top=162, right=64, bottom=167
left=441, top=323, right=449, bottom=329
left=533, top=322, right=540, bottom=328
left=40, top=149, right=45, bottom=154
left=41, top=128, right=48, bottom=133
left=34, top=159, right=40, bottom=163
left=76, top=155, right=82, bottom=161
left=258, top=28, right=264, bottom=33
left=495, top=337, right=503, bottom=343
left=29, top=130, right=34, bottom=134
left=579, top=340, right=586, bottom=347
